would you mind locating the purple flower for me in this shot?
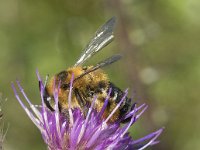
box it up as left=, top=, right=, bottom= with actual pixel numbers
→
left=12, top=71, right=163, bottom=150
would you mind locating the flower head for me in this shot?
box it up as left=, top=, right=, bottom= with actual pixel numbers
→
left=12, top=71, right=163, bottom=150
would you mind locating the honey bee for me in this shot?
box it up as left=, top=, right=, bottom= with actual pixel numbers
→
left=43, top=17, right=132, bottom=123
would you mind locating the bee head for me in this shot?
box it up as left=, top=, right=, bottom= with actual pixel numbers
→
left=43, top=70, right=69, bottom=99
left=57, top=70, right=68, bottom=83
left=41, top=67, right=88, bottom=111
left=57, top=70, right=72, bottom=90
left=41, top=69, right=73, bottom=111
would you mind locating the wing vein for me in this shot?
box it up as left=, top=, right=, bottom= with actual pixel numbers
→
left=74, top=17, right=116, bottom=66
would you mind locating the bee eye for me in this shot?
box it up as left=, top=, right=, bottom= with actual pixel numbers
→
left=57, top=71, right=68, bottom=82
left=61, top=84, right=70, bottom=90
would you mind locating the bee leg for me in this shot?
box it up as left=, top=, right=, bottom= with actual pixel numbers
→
left=74, top=88, right=85, bottom=108
left=74, top=88, right=88, bottom=116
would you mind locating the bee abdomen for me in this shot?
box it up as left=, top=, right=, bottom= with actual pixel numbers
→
left=108, top=82, right=131, bottom=120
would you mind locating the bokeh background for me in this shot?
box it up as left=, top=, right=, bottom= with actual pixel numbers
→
left=0, top=0, right=199, bottom=149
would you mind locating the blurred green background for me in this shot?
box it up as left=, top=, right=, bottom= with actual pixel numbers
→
left=0, top=0, right=200, bottom=149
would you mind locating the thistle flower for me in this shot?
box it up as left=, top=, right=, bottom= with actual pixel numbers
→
left=12, top=72, right=163, bottom=150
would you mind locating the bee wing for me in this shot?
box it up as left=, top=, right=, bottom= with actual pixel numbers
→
left=74, top=17, right=116, bottom=66
left=91, top=54, right=122, bottom=71
left=74, top=54, right=122, bottom=82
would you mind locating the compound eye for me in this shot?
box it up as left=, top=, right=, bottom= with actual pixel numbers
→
left=57, top=71, right=68, bottom=82
left=61, top=84, right=70, bottom=90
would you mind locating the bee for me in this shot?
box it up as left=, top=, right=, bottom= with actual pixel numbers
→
left=43, top=17, right=132, bottom=123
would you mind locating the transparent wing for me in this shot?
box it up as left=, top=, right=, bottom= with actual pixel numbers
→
left=90, top=54, right=122, bottom=71
left=74, top=17, right=116, bottom=66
